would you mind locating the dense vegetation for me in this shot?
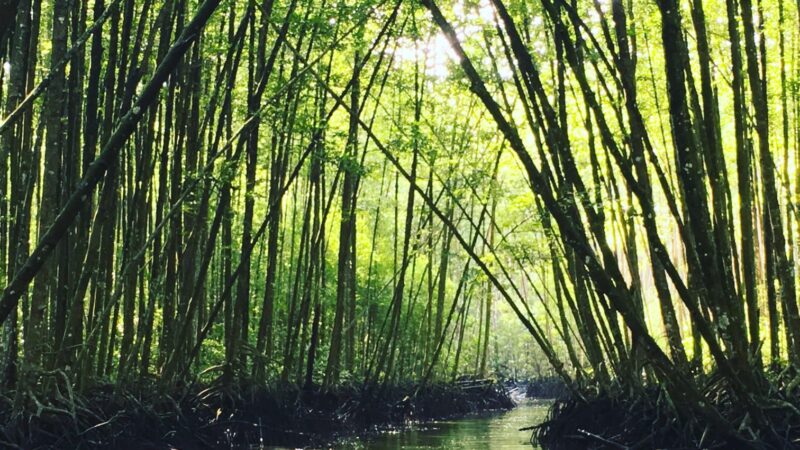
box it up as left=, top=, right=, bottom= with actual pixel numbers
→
left=1, top=0, right=799, bottom=447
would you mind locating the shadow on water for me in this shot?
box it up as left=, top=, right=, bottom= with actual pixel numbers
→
left=335, top=398, right=551, bottom=449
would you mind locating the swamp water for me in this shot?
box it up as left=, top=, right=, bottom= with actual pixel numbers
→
left=335, top=398, right=551, bottom=449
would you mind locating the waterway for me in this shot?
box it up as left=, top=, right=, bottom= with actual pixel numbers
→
left=338, top=398, right=551, bottom=449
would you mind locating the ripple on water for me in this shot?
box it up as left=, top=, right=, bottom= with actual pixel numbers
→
left=336, top=398, right=552, bottom=449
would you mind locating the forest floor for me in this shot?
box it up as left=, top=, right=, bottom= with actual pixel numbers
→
left=0, top=379, right=514, bottom=448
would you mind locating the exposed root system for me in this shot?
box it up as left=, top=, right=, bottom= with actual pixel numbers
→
left=532, top=368, right=800, bottom=449
left=525, top=377, right=570, bottom=399
left=0, top=380, right=513, bottom=448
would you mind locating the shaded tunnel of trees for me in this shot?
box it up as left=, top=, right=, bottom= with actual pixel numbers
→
left=1, top=0, right=800, bottom=447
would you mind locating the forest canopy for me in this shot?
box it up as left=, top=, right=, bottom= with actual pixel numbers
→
left=1, top=0, right=800, bottom=446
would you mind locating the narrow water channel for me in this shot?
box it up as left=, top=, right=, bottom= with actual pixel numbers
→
left=338, top=398, right=551, bottom=449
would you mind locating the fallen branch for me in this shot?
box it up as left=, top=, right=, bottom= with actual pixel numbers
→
left=575, top=429, right=630, bottom=449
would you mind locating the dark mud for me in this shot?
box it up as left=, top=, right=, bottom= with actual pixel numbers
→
left=531, top=367, right=800, bottom=449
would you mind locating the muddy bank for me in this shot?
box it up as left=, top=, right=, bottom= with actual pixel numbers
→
left=531, top=369, right=800, bottom=449
left=0, top=380, right=513, bottom=449
left=524, top=376, right=569, bottom=399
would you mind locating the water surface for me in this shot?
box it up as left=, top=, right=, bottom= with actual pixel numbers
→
left=338, top=398, right=550, bottom=449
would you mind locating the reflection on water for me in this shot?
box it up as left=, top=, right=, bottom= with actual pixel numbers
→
left=337, top=398, right=551, bottom=449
